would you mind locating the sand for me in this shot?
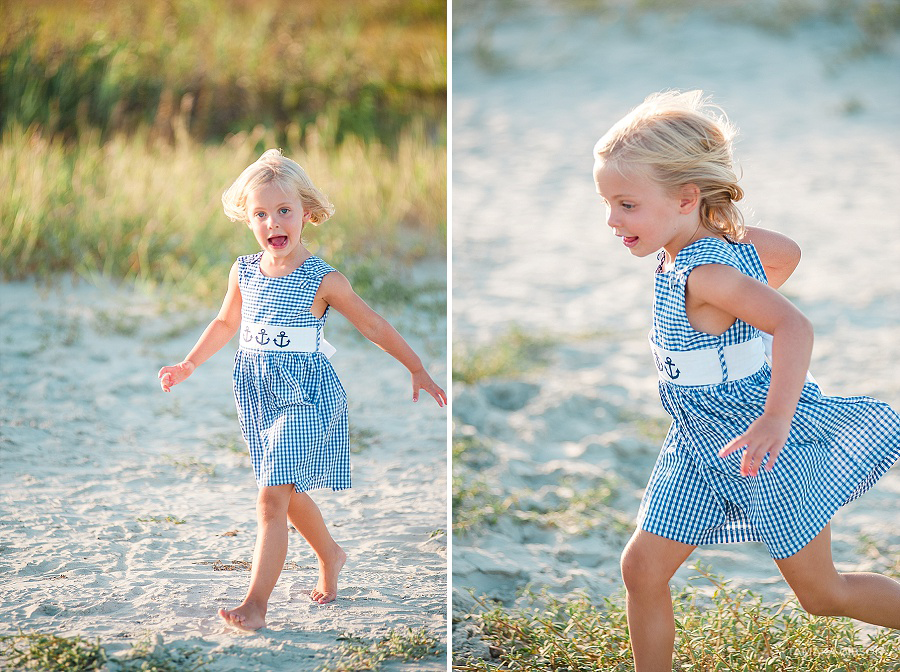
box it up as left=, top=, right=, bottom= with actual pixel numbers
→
left=451, top=3, right=900, bottom=660
left=0, top=267, right=448, bottom=670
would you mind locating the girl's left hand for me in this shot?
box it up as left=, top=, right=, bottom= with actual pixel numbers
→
left=411, top=369, right=447, bottom=407
left=718, top=412, right=792, bottom=477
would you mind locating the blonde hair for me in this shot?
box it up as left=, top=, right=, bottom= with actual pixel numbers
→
left=222, top=148, right=335, bottom=224
left=593, top=90, right=745, bottom=240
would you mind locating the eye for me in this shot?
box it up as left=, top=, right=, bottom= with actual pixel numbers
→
left=254, top=211, right=266, bottom=219
left=622, top=202, right=636, bottom=210
left=279, top=208, right=290, bottom=215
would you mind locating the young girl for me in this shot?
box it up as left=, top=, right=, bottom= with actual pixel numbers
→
left=158, top=149, right=446, bottom=631
left=592, top=91, right=900, bottom=670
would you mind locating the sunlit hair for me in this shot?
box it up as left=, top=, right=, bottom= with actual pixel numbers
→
left=593, top=90, right=745, bottom=240
left=222, top=148, right=335, bottom=224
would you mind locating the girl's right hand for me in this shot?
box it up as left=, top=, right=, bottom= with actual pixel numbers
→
left=157, top=360, right=196, bottom=392
left=718, top=412, right=792, bottom=477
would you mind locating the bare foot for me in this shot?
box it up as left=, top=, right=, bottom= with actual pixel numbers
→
left=218, top=602, right=266, bottom=631
left=310, top=545, right=347, bottom=604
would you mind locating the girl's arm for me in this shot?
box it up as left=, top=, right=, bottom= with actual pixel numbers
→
left=743, top=227, right=801, bottom=289
left=158, top=262, right=243, bottom=392
left=318, top=271, right=446, bottom=407
left=686, top=264, right=813, bottom=476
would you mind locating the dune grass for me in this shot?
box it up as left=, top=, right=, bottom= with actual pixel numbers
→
left=453, top=565, right=900, bottom=671
left=452, top=327, right=554, bottom=385
left=0, top=632, right=212, bottom=671
left=323, top=627, right=445, bottom=671
left=1, top=0, right=445, bottom=145
left=1, top=0, right=447, bottom=301
left=453, top=431, right=633, bottom=537
left=0, top=121, right=445, bottom=300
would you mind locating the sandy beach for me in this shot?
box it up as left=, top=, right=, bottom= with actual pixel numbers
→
left=451, top=3, right=900, bottom=660
left=0, top=268, right=448, bottom=670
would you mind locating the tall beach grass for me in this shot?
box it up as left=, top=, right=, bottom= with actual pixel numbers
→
left=1, top=0, right=446, bottom=145
left=1, top=0, right=447, bottom=300
left=0, top=121, right=445, bottom=299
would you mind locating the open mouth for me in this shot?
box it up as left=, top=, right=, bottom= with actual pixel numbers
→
left=623, top=236, right=639, bottom=248
left=268, top=235, right=288, bottom=249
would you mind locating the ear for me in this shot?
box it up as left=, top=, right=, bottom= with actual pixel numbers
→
left=302, top=211, right=311, bottom=223
left=678, top=184, right=701, bottom=213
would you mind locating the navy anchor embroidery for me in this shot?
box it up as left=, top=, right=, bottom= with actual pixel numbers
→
left=241, top=325, right=253, bottom=342
left=273, top=331, right=291, bottom=348
left=255, top=328, right=270, bottom=345
left=663, top=357, right=680, bottom=380
left=654, top=351, right=681, bottom=380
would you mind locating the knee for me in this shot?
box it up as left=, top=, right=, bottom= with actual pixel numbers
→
left=620, top=544, right=667, bottom=594
left=793, top=581, right=847, bottom=617
left=256, top=488, right=291, bottom=524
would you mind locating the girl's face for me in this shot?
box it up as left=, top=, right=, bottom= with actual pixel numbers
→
left=245, top=181, right=310, bottom=263
left=593, top=161, right=700, bottom=261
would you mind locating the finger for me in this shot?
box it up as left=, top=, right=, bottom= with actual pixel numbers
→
left=739, top=448, right=752, bottom=476
left=412, top=386, right=419, bottom=403
left=744, top=447, right=768, bottom=477
left=718, top=436, right=746, bottom=458
left=430, top=389, right=445, bottom=407
left=740, top=446, right=763, bottom=477
left=763, top=446, right=783, bottom=472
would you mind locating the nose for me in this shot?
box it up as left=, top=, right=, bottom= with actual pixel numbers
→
left=604, top=206, right=617, bottom=231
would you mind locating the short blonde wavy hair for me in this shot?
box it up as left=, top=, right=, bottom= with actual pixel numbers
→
left=222, top=148, right=335, bottom=225
left=593, top=90, right=745, bottom=240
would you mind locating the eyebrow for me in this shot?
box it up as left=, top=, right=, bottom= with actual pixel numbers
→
left=251, top=202, right=292, bottom=210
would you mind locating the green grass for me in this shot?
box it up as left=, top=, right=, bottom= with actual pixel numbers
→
left=453, top=431, right=632, bottom=537
left=453, top=565, right=900, bottom=671
left=0, top=632, right=213, bottom=671
left=0, top=632, right=106, bottom=671
left=163, top=455, right=217, bottom=477
left=0, top=122, right=445, bottom=299
left=1, top=0, right=446, bottom=299
left=0, top=0, right=445, bottom=146
left=323, top=627, right=444, bottom=671
left=452, top=326, right=554, bottom=385
left=136, top=515, right=187, bottom=524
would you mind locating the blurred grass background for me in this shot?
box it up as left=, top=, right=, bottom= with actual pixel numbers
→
left=0, top=0, right=447, bottom=300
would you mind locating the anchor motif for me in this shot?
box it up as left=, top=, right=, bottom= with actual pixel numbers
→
left=663, top=357, right=680, bottom=380
left=255, top=328, right=270, bottom=345
left=241, top=325, right=252, bottom=342
left=273, top=330, right=291, bottom=348
left=654, top=350, right=664, bottom=373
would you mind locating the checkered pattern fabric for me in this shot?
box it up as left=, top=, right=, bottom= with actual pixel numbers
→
left=233, top=253, right=350, bottom=492
left=638, top=237, right=900, bottom=558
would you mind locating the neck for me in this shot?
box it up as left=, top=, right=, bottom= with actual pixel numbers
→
left=261, top=247, right=311, bottom=276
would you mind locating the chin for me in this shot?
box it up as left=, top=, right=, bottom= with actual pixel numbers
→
left=629, top=246, right=654, bottom=258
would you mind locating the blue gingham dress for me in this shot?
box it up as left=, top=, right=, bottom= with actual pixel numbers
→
left=638, top=237, right=900, bottom=559
left=233, top=252, right=350, bottom=492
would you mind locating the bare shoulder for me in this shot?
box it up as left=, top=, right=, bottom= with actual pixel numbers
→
left=318, top=269, right=353, bottom=296
left=687, top=262, right=765, bottom=305
left=743, top=227, right=801, bottom=289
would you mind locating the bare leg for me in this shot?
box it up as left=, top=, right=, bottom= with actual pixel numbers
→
left=218, top=484, right=294, bottom=630
left=287, top=491, right=346, bottom=604
left=776, top=523, right=900, bottom=628
left=620, top=530, right=697, bottom=672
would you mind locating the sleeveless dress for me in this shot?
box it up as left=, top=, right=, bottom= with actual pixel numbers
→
left=233, top=252, right=350, bottom=493
left=637, top=237, right=900, bottom=559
